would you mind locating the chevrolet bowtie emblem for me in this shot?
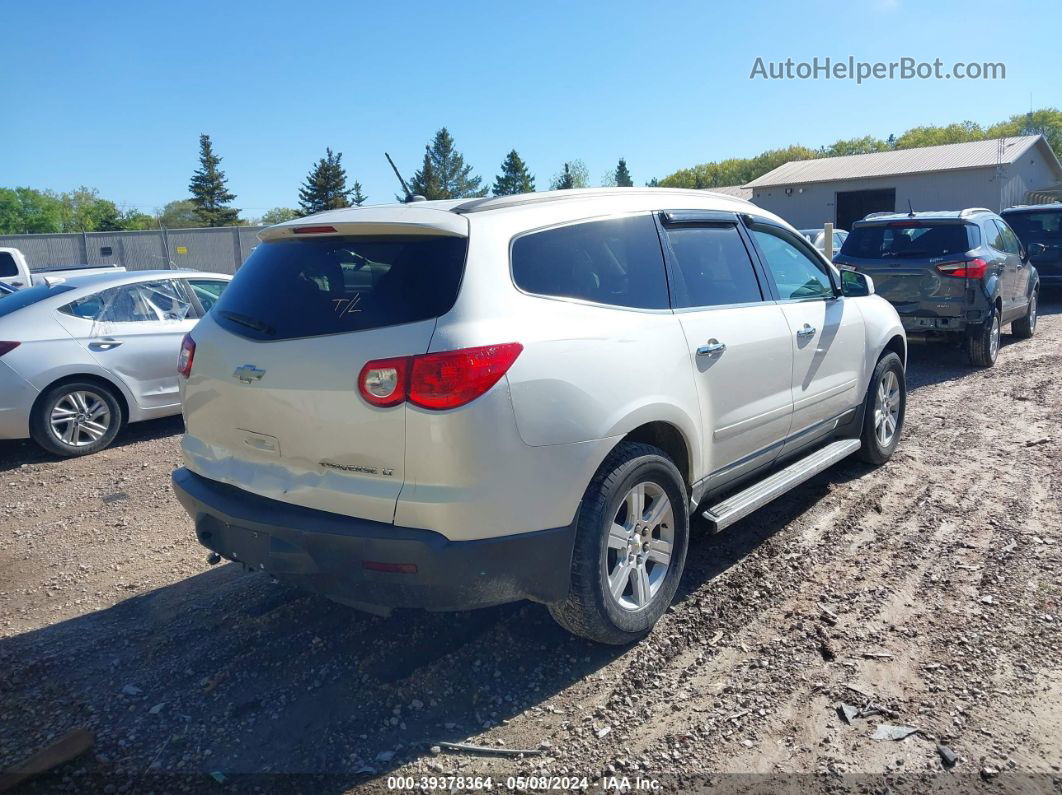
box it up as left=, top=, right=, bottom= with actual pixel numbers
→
left=233, top=364, right=266, bottom=383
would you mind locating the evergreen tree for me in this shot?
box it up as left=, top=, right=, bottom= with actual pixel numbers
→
left=550, top=160, right=589, bottom=190
left=553, top=163, right=575, bottom=190
left=188, top=134, right=239, bottom=226
left=614, top=158, right=633, bottom=187
left=492, top=150, right=535, bottom=196
left=351, top=181, right=367, bottom=206
left=298, top=148, right=354, bottom=215
left=409, top=128, right=487, bottom=199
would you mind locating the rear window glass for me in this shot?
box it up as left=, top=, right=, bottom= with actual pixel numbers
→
left=511, top=214, right=668, bottom=309
left=841, top=223, right=975, bottom=259
left=1002, top=211, right=1062, bottom=242
left=0, top=284, right=75, bottom=318
left=0, top=252, right=17, bottom=278
left=212, top=236, right=467, bottom=340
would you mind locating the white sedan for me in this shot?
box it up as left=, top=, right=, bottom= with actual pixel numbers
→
left=0, top=269, right=230, bottom=456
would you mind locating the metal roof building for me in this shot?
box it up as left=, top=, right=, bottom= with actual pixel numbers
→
left=746, top=135, right=1062, bottom=230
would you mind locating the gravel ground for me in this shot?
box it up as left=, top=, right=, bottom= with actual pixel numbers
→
left=2, top=296, right=1060, bottom=794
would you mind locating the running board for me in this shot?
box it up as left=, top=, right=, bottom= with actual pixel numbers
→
left=701, top=439, right=861, bottom=532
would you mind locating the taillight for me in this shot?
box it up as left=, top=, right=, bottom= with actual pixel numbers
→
left=177, top=334, right=196, bottom=378
left=936, top=257, right=987, bottom=279
left=357, top=356, right=411, bottom=407
left=358, top=343, right=523, bottom=410
left=0, top=341, right=20, bottom=357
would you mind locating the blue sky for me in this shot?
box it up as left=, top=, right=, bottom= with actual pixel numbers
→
left=2, top=0, right=1059, bottom=217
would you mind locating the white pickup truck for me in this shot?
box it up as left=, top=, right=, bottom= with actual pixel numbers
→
left=0, top=247, right=125, bottom=289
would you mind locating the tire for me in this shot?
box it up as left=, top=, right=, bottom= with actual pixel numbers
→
left=549, top=442, right=689, bottom=645
left=1012, top=287, right=1038, bottom=339
left=856, top=352, right=905, bottom=466
left=30, top=380, right=123, bottom=457
left=965, top=305, right=1000, bottom=367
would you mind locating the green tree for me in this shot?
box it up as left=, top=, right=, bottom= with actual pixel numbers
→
left=59, top=186, right=122, bottom=232
left=819, top=136, right=890, bottom=157
left=492, top=149, right=535, bottom=196
left=12, top=188, right=64, bottom=233
left=0, top=189, right=21, bottom=233
left=158, top=199, right=200, bottom=229
left=298, top=148, right=354, bottom=215
left=118, top=209, right=157, bottom=230
left=613, top=158, right=633, bottom=187
left=351, top=181, right=367, bottom=206
left=260, top=207, right=300, bottom=225
left=550, top=160, right=590, bottom=190
left=188, top=133, right=240, bottom=226
left=409, top=128, right=487, bottom=199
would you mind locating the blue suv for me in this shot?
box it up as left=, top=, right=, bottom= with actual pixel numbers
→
left=834, top=209, right=1038, bottom=367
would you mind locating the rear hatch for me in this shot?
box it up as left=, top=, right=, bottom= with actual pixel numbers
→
left=835, top=220, right=977, bottom=318
left=1002, top=209, right=1062, bottom=278
left=181, top=217, right=467, bottom=522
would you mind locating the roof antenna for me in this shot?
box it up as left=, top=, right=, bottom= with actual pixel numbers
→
left=385, top=152, right=424, bottom=203
left=907, top=198, right=916, bottom=218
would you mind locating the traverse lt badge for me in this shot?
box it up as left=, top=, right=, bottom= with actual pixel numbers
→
left=233, top=364, right=266, bottom=384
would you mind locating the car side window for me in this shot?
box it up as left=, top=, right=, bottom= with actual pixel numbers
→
left=994, top=221, right=1021, bottom=255
left=984, top=220, right=1005, bottom=251
left=511, top=214, right=669, bottom=310
left=60, top=280, right=193, bottom=323
left=749, top=225, right=834, bottom=300
left=662, top=223, right=763, bottom=308
left=186, top=279, right=227, bottom=313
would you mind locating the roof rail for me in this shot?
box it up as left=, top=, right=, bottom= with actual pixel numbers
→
left=862, top=211, right=895, bottom=219
left=451, top=187, right=748, bottom=214
left=959, top=207, right=993, bottom=217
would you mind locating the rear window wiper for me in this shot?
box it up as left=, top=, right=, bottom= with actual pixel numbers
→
left=220, top=311, right=275, bottom=336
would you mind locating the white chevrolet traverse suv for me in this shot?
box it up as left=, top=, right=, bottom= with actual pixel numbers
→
left=172, top=189, right=906, bottom=644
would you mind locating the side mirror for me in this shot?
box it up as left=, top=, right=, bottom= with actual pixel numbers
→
left=841, top=269, right=874, bottom=297
left=1029, top=242, right=1047, bottom=257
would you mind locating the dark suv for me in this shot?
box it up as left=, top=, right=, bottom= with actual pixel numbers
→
left=834, top=209, right=1038, bottom=367
left=1001, top=204, right=1061, bottom=289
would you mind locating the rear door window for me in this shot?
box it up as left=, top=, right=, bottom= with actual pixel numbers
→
left=661, top=223, right=763, bottom=307
left=994, top=221, right=1021, bottom=255
left=843, top=223, right=975, bottom=258
left=60, top=280, right=193, bottom=323
left=511, top=214, right=669, bottom=310
left=213, top=236, right=467, bottom=340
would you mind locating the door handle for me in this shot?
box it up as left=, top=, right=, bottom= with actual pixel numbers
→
left=796, top=324, right=817, bottom=338
left=89, top=337, right=124, bottom=350
left=696, top=339, right=726, bottom=356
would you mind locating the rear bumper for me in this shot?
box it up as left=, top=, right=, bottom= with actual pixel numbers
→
left=171, top=468, right=576, bottom=613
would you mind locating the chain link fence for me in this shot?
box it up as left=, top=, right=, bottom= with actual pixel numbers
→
left=0, top=226, right=268, bottom=274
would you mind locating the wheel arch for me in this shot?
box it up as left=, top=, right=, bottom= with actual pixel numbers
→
left=31, top=372, right=131, bottom=427
left=617, top=421, right=694, bottom=493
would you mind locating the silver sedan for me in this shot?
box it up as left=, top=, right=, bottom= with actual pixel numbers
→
left=0, top=269, right=230, bottom=456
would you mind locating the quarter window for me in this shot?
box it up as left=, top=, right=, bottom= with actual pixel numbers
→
left=984, top=221, right=1005, bottom=251
left=750, top=226, right=834, bottom=300
left=511, top=214, right=669, bottom=310
left=662, top=223, right=763, bottom=308
left=994, top=221, right=1021, bottom=255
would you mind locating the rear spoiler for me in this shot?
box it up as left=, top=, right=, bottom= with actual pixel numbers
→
left=260, top=206, right=468, bottom=241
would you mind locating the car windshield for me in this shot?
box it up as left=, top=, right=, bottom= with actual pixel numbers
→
left=0, top=283, right=75, bottom=318
left=1002, top=211, right=1062, bottom=242
left=841, top=223, right=973, bottom=259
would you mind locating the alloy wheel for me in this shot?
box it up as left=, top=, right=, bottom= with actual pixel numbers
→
left=874, top=370, right=900, bottom=448
left=604, top=482, right=674, bottom=611
left=49, top=390, right=112, bottom=447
